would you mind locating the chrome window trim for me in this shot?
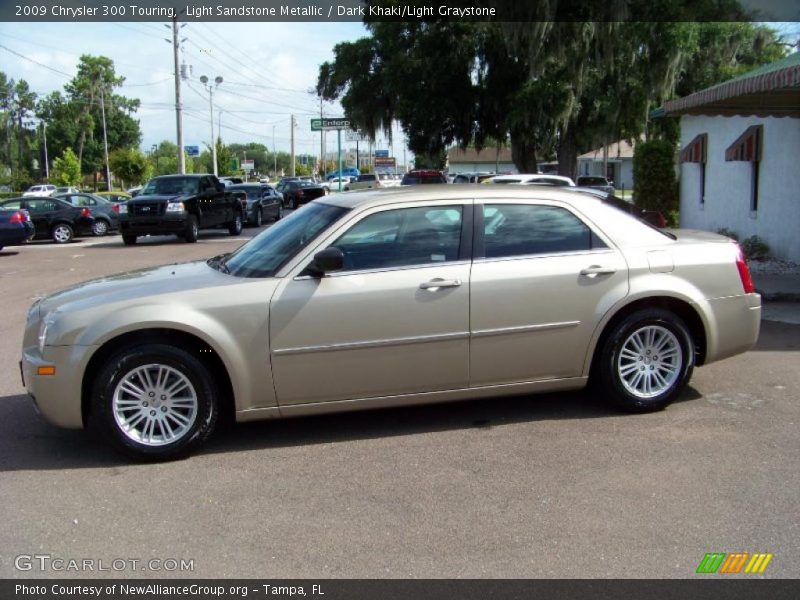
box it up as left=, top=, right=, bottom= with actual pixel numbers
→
left=473, top=248, right=615, bottom=265
left=273, top=331, right=471, bottom=356
left=294, top=259, right=472, bottom=281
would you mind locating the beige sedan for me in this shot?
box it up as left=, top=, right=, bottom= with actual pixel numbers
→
left=21, top=187, right=761, bottom=459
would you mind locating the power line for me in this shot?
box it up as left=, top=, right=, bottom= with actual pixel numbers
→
left=0, top=44, right=72, bottom=78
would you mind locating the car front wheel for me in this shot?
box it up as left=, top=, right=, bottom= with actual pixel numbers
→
left=91, top=344, right=218, bottom=460
left=92, top=219, right=110, bottom=236
left=597, top=308, right=694, bottom=413
left=228, top=212, right=243, bottom=235
left=184, top=215, right=199, bottom=243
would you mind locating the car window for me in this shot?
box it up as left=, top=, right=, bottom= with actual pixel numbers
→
left=331, top=206, right=463, bottom=272
left=70, top=195, right=94, bottom=207
left=1, top=200, right=21, bottom=209
left=481, top=204, right=605, bottom=259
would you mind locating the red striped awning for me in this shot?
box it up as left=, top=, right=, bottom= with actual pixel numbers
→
left=725, top=125, right=762, bottom=162
left=679, top=133, right=707, bottom=163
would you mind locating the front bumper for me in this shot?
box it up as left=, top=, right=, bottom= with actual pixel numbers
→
left=21, top=344, right=95, bottom=429
left=120, top=214, right=189, bottom=235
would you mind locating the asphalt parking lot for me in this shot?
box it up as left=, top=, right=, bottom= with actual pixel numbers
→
left=0, top=227, right=798, bottom=579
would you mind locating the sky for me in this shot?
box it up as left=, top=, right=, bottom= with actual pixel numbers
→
left=0, top=21, right=409, bottom=157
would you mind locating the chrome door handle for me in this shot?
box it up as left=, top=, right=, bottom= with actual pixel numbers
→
left=419, top=278, right=462, bottom=290
left=580, top=265, right=617, bottom=276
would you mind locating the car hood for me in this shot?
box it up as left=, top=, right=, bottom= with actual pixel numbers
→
left=127, top=194, right=186, bottom=203
left=38, top=261, right=239, bottom=316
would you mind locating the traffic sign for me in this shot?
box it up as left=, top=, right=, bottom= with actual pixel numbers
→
left=184, top=145, right=200, bottom=157
left=374, top=157, right=396, bottom=172
left=311, top=118, right=351, bottom=131
left=374, top=149, right=389, bottom=158
left=242, top=159, right=255, bottom=172
left=346, top=129, right=369, bottom=142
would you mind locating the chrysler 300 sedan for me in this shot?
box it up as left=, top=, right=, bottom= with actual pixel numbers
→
left=21, top=187, right=761, bottom=459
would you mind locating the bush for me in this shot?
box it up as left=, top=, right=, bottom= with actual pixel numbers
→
left=715, top=228, right=739, bottom=241
left=632, top=140, right=678, bottom=214
left=741, top=235, right=771, bottom=261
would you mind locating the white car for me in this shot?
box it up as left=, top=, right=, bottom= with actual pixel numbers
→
left=489, top=174, right=576, bottom=187
left=54, top=186, right=80, bottom=195
left=328, top=176, right=351, bottom=190
left=22, top=184, right=57, bottom=197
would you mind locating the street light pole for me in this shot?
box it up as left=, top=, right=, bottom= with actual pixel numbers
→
left=200, top=75, right=223, bottom=176
left=166, top=18, right=186, bottom=174
left=99, top=86, right=112, bottom=190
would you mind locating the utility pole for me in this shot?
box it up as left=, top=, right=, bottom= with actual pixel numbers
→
left=272, top=125, right=277, bottom=176
left=41, top=122, right=49, bottom=180
left=290, top=114, right=296, bottom=177
left=200, top=75, right=223, bottom=176
left=167, top=18, right=186, bottom=174
left=99, top=87, right=112, bottom=190
left=319, top=98, right=324, bottom=176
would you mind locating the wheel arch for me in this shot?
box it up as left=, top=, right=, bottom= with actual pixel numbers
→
left=81, top=328, right=235, bottom=427
left=586, top=295, right=708, bottom=381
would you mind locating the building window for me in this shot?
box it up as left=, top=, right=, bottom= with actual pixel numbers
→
left=679, top=133, right=708, bottom=205
left=725, top=125, right=763, bottom=214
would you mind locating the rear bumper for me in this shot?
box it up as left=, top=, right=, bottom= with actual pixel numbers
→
left=703, top=293, right=761, bottom=364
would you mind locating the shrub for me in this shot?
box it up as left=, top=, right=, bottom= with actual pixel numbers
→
left=715, top=228, right=739, bottom=241
left=632, top=140, right=678, bottom=214
left=741, top=235, right=771, bottom=261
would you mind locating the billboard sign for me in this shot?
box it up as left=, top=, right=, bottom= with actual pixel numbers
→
left=242, top=159, right=255, bottom=172
left=374, top=149, right=389, bottom=158
left=345, top=129, right=369, bottom=142
left=310, top=118, right=351, bottom=131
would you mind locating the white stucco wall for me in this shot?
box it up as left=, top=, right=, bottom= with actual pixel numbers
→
left=679, top=115, right=800, bottom=261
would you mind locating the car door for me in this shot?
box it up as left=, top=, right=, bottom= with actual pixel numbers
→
left=270, top=201, right=473, bottom=406
left=22, top=198, right=57, bottom=237
left=469, top=201, right=629, bottom=386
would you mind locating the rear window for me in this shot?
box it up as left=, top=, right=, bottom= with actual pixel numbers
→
left=401, top=174, right=446, bottom=185
left=577, top=177, right=608, bottom=186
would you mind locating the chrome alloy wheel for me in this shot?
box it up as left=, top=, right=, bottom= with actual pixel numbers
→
left=617, top=325, right=682, bottom=399
left=112, top=364, right=198, bottom=446
left=52, top=225, right=72, bottom=243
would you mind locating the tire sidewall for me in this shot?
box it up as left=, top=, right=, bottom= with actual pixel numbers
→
left=184, top=215, right=199, bottom=243
left=600, top=309, right=694, bottom=412
left=52, top=223, right=73, bottom=244
left=91, top=344, right=217, bottom=460
left=92, top=219, right=109, bottom=236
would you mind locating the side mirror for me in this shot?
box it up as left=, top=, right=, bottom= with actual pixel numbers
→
left=308, top=247, right=344, bottom=277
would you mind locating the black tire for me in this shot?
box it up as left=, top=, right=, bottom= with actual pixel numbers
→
left=251, top=206, right=262, bottom=227
left=274, top=203, right=283, bottom=221
left=90, top=344, right=218, bottom=461
left=51, top=223, right=74, bottom=244
left=122, top=233, right=137, bottom=246
left=184, top=214, right=199, bottom=243
left=92, top=218, right=110, bottom=237
left=597, top=308, right=694, bottom=413
left=288, top=197, right=297, bottom=210
left=228, top=212, right=243, bottom=236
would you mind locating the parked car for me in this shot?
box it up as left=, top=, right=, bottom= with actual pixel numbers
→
left=126, top=186, right=142, bottom=198
left=19, top=187, right=761, bottom=459
left=452, top=172, right=495, bottom=184
left=275, top=179, right=327, bottom=209
left=567, top=187, right=667, bottom=228
left=228, top=184, right=283, bottom=226
left=576, top=176, right=615, bottom=194
left=491, top=174, right=576, bottom=186
left=54, top=186, right=80, bottom=195
left=55, top=192, right=121, bottom=236
left=22, top=184, right=57, bottom=197
left=218, top=176, right=244, bottom=187
left=378, top=173, right=400, bottom=187
left=326, top=167, right=360, bottom=180
left=0, top=207, right=35, bottom=251
left=400, top=170, right=448, bottom=185
left=344, top=173, right=384, bottom=191
left=328, top=176, right=351, bottom=190
left=95, top=191, right=132, bottom=204
left=0, top=197, right=94, bottom=243
left=119, top=174, right=244, bottom=245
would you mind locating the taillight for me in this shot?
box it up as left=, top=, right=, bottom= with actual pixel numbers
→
left=656, top=212, right=667, bottom=228
left=9, top=211, right=24, bottom=224
left=112, top=203, right=120, bottom=213
left=735, top=245, right=755, bottom=294
left=81, top=207, right=91, bottom=218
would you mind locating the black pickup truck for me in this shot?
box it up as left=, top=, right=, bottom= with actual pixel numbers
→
left=119, top=174, right=244, bottom=245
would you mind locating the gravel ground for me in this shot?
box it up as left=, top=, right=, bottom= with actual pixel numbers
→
left=747, top=256, right=800, bottom=276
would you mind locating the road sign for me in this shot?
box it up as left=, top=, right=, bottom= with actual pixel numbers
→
left=374, top=149, right=389, bottom=158
left=346, top=129, right=369, bottom=142
left=311, top=118, right=351, bottom=131
left=184, top=145, right=200, bottom=157
left=242, top=159, right=255, bottom=172
left=374, top=157, right=396, bottom=172
left=229, top=158, right=239, bottom=171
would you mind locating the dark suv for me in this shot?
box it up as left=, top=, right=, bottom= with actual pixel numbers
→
left=400, top=170, right=448, bottom=185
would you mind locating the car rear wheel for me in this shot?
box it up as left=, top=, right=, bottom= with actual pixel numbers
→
left=288, top=197, right=297, bottom=210
left=184, top=215, right=199, bottom=243
left=251, top=207, right=262, bottom=227
left=90, top=344, right=218, bottom=460
left=92, top=219, right=110, bottom=236
left=122, top=233, right=137, bottom=246
left=51, top=223, right=74, bottom=244
left=228, top=212, right=243, bottom=235
left=274, top=203, right=283, bottom=221
left=597, top=308, right=694, bottom=413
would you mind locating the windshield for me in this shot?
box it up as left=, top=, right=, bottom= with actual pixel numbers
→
left=142, top=177, right=200, bottom=196
left=217, top=202, right=350, bottom=277
left=578, top=177, right=608, bottom=185
left=230, top=186, right=261, bottom=199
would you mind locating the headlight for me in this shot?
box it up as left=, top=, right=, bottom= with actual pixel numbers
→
left=166, top=202, right=185, bottom=213
left=37, top=312, right=57, bottom=354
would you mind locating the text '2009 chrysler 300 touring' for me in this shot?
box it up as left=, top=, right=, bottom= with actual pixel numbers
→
left=20, top=187, right=761, bottom=460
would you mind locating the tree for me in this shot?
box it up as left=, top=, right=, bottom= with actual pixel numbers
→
left=109, top=147, right=149, bottom=187
left=51, top=148, right=82, bottom=186
left=632, top=140, right=677, bottom=214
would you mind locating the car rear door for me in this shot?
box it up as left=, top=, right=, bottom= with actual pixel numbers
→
left=22, top=198, right=57, bottom=237
left=469, top=200, right=629, bottom=385
left=269, top=200, right=473, bottom=406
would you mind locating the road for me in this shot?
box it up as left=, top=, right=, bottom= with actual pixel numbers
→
left=0, top=229, right=798, bottom=578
